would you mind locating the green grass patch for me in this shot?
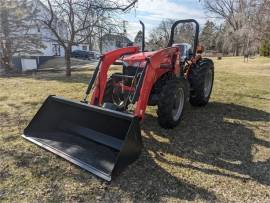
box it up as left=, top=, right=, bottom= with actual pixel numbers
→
left=0, top=57, right=270, bottom=202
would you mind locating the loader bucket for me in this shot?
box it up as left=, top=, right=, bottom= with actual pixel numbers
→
left=22, top=96, right=142, bottom=181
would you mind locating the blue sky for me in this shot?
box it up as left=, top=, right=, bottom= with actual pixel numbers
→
left=119, top=0, right=211, bottom=40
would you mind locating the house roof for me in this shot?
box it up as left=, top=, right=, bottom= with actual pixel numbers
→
left=102, top=34, right=132, bottom=43
left=34, top=0, right=50, bottom=12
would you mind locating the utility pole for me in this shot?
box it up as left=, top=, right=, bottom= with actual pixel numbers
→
left=122, top=20, right=128, bottom=47
left=99, top=18, right=104, bottom=53
left=123, top=20, right=127, bottom=37
left=99, top=27, right=103, bottom=53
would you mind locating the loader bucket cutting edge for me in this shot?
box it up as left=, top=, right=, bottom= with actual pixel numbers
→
left=22, top=96, right=142, bottom=181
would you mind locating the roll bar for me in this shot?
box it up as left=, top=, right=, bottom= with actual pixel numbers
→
left=167, top=19, right=199, bottom=57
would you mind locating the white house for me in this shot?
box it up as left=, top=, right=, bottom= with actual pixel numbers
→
left=24, top=0, right=90, bottom=57
left=3, top=0, right=134, bottom=72
left=10, top=1, right=133, bottom=57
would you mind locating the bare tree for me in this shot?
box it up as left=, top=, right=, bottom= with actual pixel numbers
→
left=200, top=21, right=217, bottom=51
left=0, top=0, right=44, bottom=72
left=250, top=0, right=270, bottom=37
left=42, top=0, right=137, bottom=76
left=148, top=19, right=195, bottom=51
left=203, top=0, right=245, bottom=56
left=147, top=19, right=174, bottom=50
left=203, top=0, right=270, bottom=56
left=90, top=16, right=122, bottom=52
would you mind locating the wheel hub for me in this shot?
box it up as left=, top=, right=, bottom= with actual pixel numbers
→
left=172, top=88, right=185, bottom=121
left=204, top=69, right=213, bottom=97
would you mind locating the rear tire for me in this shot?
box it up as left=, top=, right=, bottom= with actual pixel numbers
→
left=189, top=58, right=214, bottom=106
left=157, top=78, right=189, bottom=129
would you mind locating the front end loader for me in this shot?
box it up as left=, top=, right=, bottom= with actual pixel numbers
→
left=22, top=19, right=214, bottom=181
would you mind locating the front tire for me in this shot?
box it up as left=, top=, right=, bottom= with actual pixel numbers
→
left=157, top=78, right=189, bottom=129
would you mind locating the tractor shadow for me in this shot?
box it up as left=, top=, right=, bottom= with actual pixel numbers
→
left=112, top=102, right=270, bottom=201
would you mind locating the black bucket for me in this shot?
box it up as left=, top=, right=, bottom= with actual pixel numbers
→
left=22, top=96, right=142, bottom=181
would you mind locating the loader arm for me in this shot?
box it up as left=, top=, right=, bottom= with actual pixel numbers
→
left=91, top=47, right=139, bottom=105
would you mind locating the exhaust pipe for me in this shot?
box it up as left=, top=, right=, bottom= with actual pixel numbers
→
left=139, top=20, right=145, bottom=52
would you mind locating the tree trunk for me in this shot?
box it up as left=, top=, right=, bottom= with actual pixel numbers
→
left=89, top=36, right=93, bottom=51
left=1, top=6, right=13, bottom=73
left=2, top=42, right=12, bottom=72
left=235, top=45, right=240, bottom=56
left=65, top=47, right=72, bottom=76
left=235, top=39, right=240, bottom=56
left=3, top=55, right=12, bottom=71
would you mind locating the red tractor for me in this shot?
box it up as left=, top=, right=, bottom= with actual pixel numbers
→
left=23, top=19, right=214, bottom=181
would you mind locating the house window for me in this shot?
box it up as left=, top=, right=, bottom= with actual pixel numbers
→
left=82, top=45, right=87, bottom=51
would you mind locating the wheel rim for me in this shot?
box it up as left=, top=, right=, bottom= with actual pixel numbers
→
left=172, top=88, right=185, bottom=121
left=204, top=68, right=213, bottom=97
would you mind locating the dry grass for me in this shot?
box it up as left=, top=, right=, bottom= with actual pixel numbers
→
left=39, top=57, right=94, bottom=71
left=0, top=56, right=270, bottom=202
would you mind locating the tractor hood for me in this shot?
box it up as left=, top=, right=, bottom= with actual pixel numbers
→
left=123, top=51, right=157, bottom=64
